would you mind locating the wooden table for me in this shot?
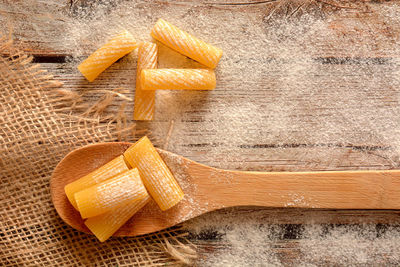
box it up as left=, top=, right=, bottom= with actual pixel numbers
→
left=4, top=0, right=400, bottom=265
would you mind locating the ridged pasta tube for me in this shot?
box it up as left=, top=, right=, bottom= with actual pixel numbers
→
left=123, top=136, right=184, bottom=211
left=64, top=155, right=129, bottom=210
left=75, top=168, right=148, bottom=218
left=133, top=42, right=158, bottom=120
left=85, top=195, right=150, bottom=242
left=78, top=30, right=137, bottom=82
left=141, top=69, right=216, bottom=90
left=151, top=19, right=222, bottom=68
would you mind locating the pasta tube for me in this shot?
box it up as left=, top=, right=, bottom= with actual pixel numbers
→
left=75, top=168, right=148, bottom=218
left=141, top=69, right=216, bottom=90
left=85, top=195, right=150, bottom=242
left=65, top=155, right=129, bottom=210
left=123, top=136, right=184, bottom=211
left=133, top=42, right=158, bottom=120
left=78, top=30, right=137, bottom=82
left=151, top=19, right=222, bottom=68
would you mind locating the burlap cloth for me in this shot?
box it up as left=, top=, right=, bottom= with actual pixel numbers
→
left=0, top=36, right=196, bottom=266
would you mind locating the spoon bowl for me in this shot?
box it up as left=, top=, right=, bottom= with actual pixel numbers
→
left=51, top=142, right=400, bottom=237
left=51, top=142, right=213, bottom=236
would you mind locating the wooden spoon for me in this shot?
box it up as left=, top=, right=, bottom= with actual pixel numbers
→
left=51, top=142, right=400, bottom=237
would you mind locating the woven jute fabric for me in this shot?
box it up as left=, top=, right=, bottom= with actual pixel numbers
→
left=0, top=36, right=195, bottom=266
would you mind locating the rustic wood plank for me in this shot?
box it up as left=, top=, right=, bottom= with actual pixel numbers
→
left=192, top=209, right=400, bottom=265
left=195, top=237, right=400, bottom=266
left=0, top=1, right=68, bottom=55
left=187, top=207, right=400, bottom=225
left=40, top=57, right=400, bottom=170
left=1, top=0, right=400, bottom=58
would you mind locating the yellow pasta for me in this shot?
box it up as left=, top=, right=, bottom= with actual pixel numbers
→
left=85, top=195, right=150, bottom=242
left=133, top=42, right=158, bottom=121
left=123, top=136, right=184, bottom=211
left=65, top=155, right=129, bottom=210
left=78, top=30, right=137, bottom=82
left=75, top=168, right=148, bottom=218
left=141, top=69, right=216, bottom=91
left=151, top=19, right=223, bottom=69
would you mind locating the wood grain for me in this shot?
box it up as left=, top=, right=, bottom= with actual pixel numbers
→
left=39, top=58, right=400, bottom=171
left=1, top=1, right=399, bottom=58
left=5, top=0, right=400, bottom=265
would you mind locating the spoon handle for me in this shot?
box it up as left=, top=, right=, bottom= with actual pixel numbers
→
left=188, top=165, right=400, bottom=209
